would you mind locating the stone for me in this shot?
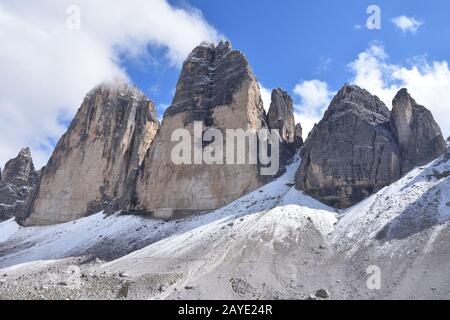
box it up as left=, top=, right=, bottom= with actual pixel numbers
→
left=306, top=294, right=319, bottom=300
left=267, top=88, right=296, bottom=144
left=127, top=41, right=271, bottom=218
left=0, top=148, right=39, bottom=221
left=24, top=81, right=159, bottom=225
left=390, top=88, right=447, bottom=174
left=296, top=84, right=401, bottom=208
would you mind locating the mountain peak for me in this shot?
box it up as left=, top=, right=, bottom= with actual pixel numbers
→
left=391, top=88, right=447, bottom=173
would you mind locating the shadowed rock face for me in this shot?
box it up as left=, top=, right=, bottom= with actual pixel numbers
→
left=128, top=41, right=270, bottom=219
left=296, top=85, right=402, bottom=209
left=295, top=85, right=447, bottom=209
left=24, top=82, right=159, bottom=226
left=267, top=88, right=296, bottom=144
left=0, top=148, right=39, bottom=221
left=390, top=88, right=447, bottom=174
left=294, top=123, right=303, bottom=148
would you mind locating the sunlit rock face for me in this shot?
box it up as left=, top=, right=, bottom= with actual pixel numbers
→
left=390, top=88, right=447, bottom=174
left=128, top=41, right=271, bottom=219
left=267, top=88, right=296, bottom=144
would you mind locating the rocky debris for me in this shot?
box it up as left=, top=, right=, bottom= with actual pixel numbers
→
left=294, top=123, right=303, bottom=148
left=128, top=41, right=272, bottom=218
left=390, top=88, right=447, bottom=174
left=267, top=88, right=296, bottom=144
left=0, top=148, right=39, bottom=221
left=296, top=84, right=401, bottom=208
left=24, top=82, right=159, bottom=226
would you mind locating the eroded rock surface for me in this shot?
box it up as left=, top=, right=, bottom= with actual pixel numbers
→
left=294, top=123, right=303, bottom=149
left=128, top=41, right=270, bottom=219
left=296, top=85, right=447, bottom=209
left=24, top=82, right=159, bottom=225
left=0, top=148, right=39, bottom=221
left=267, top=88, right=296, bottom=144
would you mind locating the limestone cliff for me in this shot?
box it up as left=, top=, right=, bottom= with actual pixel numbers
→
left=390, top=88, right=447, bottom=174
left=295, top=85, right=447, bottom=209
left=128, top=41, right=270, bottom=219
left=24, top=82, right=159, bottom=225
left=296, top=85, right=401, bottom=208
left=0, top=148, right=39, bottom=221
left=267, top=88, right=296, bottom=144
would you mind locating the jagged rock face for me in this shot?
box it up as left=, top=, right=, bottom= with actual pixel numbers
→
left=0, top=148, right=39, bottom=221
left=294, top=123, right=303, bottom=148
left=390, top=89, right=447, bottom=174
left=267, top=88, right=296, bottom=144
left=130, top=41, right=269, bottom=219
left=24, top=83, right=159, bottom=226
left=296, top=85, right=402, bottom=209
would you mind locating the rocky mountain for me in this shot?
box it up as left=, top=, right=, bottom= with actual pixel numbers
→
left=0, top=148, right=39, bottom=221
left=1, top=149, right=450, bottom=300
left=267, top=88, right=296, bottom=144
left=24, top=82, right=159, bottom=226
left=390, top=88, right=447, bottom=174
left=296, top=85, right=447, bottom=209
left=296, top=85, right=401, bottom=208
left=294, top=123, right=303, bottom=148
left=126, top=41, right=273, bottom=219
left=267, top=88, right=299, bottom=172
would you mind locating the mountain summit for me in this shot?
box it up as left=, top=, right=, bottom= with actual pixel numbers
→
left=296, top=84, right=446, bottom=208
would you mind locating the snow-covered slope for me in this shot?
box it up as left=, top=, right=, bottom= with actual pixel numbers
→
left=1, top=151, right=450, bottom=299
left=1, top=157, right=335, bottom=268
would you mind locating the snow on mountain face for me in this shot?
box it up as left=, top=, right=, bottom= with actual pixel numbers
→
left=1, top=151, right=450, bottom=299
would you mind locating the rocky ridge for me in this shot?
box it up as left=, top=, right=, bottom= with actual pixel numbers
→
left=24, top=82, right=159, bottom=226
left=296, top=84, right=446, bottom=208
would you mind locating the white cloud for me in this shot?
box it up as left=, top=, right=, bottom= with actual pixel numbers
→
left=392, top=16, right=423, bottom=33
left=292, top=80, right=334, bottom=138
left=349, top=44, right=450, bottom=137
left=0, top=0, right=221, bottom=168
left=259, top=84, right=272, bottom=113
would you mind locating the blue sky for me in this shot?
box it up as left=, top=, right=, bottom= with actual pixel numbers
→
left=1, top=0, right=450, bottom=167
left=127, top=0, right=450, bottom=118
